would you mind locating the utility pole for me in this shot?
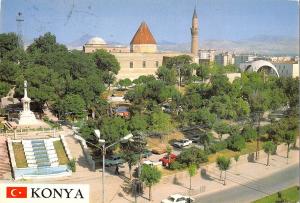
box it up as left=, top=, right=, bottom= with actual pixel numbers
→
left=16, top=12, right=24, bottom=49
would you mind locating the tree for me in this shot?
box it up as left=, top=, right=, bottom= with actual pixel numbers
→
left=61, top=94, right=86, bottom=120
left=187, top=164, right=197, bottom=190
left=165, top=55, right=193, bottom=86
left=27, top=32, right=67, bottom=54
left=17, top=64, right=61, bottom=110
left=120, top=149, right=139, bottom=180
left=234, top=154, right=240, bottom=170
left=227, top=135, right=246, bottom=151
left=100, top=117, right=129, bottom=148
left=118, top=78, right=132, bottom=89
left=92, top=49, right=120, bottom=74
left=241, top=125, right=257, bottom=142
left=210, top=74, right=232, bottom=96
left=177, top=146, right=208, bottom=166
left=262, top=141, right=276, bottom=166
left=128, top=114, right=148, bottom=132
left=0, top=33, right=19, bottom=59
left=140, top=164, right=162, bottom=201
left=183, top=108, right=216, bottom=129
left=213, top=121, right=230, bottom=141
left=280, top=131, right=296, bottom=162
left=0, top=60, right=21, bottom=84
left=92, top=49, right=120, bottom=91
left=200, top=132, right=214, bottom=151
left=150, top=110, right=173, bottom=134
left=0, top=82, right=10, bottom=98
left=195, top=63, right=210, bottom=81
left=216, top=156, right=231, bottom=185
left=156, top=66, right=177, bottom=85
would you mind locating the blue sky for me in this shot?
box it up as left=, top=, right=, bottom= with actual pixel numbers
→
left=0, top=0, right=298, bottom=44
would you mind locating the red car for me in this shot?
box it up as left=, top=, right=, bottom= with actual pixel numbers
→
left=159, top=154, right=177, bottom=167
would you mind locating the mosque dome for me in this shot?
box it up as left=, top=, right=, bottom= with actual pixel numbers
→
left=87, top=37, right=106, bottom=45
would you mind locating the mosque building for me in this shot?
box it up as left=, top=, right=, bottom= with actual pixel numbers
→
left=83, top=9, right=199, bottom=80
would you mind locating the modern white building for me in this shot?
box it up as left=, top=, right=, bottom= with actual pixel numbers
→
left=240, top=60, right=279, bottom=77
left=215, top=52, right=235, bottom=66
left=273, top=61, right=299, bottom=78
left=198, top=49, right=216, bottom=62
left=234, top=54, right=256, bottom=66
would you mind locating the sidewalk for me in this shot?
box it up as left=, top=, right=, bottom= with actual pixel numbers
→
left=110, top=146, right=299, bottom=203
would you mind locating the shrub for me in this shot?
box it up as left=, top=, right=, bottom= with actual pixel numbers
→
left=227, top=135, right=246, bottom=151
left=209, top=141, right=227, bottom=153
left=177, top=146, right=208, bottom=166
left=241, top=126, right=257, bottom=142
left=169, top=161, right=186, bottom=170
left=67, top=158, right=76, bottom=172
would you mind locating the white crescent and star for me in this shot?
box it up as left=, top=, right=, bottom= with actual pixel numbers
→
left=10, top=189, right=17, bottom=197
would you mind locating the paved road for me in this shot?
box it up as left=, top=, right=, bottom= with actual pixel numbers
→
left=195, top=164, right=299, bottom=203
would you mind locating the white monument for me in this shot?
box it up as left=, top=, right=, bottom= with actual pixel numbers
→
left=18, top=80, right=39, bottom=125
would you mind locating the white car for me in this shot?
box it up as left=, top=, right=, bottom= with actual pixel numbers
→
left=161, top=194, right=194, bottom=203
left=173, top=139, right=193, bottom=148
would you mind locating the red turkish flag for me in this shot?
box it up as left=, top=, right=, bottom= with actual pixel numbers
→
left=6, top=187, right=27, bottom=198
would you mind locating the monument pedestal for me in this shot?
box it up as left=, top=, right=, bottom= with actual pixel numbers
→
left=18, top=110, right=39, bottom=126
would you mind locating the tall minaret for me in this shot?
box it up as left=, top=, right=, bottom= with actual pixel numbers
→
left=191, top=8, right=199, bottom=55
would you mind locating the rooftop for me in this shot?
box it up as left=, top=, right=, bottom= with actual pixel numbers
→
left=130, top=22, right=157, bottom=45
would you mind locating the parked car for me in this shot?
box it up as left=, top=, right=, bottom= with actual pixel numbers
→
left=104, top=155, right=125, bottom=167
left=190, top=135, right=200, bottom=143
left=173, top=139, right=193, bottom=148
left=161, top=194, right=194, bottom=203
left=159, top=153, right=177, bottom=167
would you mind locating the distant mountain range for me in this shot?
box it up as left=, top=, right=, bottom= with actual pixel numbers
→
left=63, top=34, right=299, bottom=56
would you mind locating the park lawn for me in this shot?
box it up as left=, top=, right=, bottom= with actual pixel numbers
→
left=53, top=140, right=69, bottom=165
left=207, top=141, right=259, bottom=163
left=12, top=143, right=28, bottom=168
left=252, top=186, right=300, bottom=203
left=160, top=141, right=262, bottom=176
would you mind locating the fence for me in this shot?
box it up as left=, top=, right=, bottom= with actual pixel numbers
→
left=0, top=128, right=63, bottom=139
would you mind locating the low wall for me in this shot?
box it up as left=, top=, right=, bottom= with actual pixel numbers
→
left=74, top=133, right=95, bottom=171
left=7, top=138, right=17, bottom=179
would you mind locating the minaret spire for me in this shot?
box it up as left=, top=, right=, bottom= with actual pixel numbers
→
left=191, top=6, right=199, bottom=55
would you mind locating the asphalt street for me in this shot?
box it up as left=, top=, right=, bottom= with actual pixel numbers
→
left=194, top=163, right=299, bottom=203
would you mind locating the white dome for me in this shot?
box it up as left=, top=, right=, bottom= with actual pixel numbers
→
left=87, top=37, right=106, bottom=45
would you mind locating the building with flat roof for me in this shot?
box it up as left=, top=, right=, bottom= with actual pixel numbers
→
left=234, top=54, right=256, bottom=67
left=273, top=61, right=299, bottom=78
left=198, top=49, right=216, bottom=62
left=215, top=52, right=235, bottom=66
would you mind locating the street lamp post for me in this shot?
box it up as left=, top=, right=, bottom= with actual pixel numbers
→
left=94, top=130, right=133, bottom=203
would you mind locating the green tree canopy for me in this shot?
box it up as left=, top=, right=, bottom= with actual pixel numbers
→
left=140, top=165, right=162, bottom=201
left=0, top=33, right=19, bottom=59
left=177, top=146, right=208, bottom=166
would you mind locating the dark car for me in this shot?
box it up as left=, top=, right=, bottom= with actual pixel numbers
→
left=104, top=155, right=125, bottom=167
left=141, top=149, right=153, bottom=158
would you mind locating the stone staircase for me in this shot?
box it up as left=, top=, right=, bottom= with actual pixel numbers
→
left=0, top=137, right=11, bottom=179
left=23, top=139, right=59, bottom=168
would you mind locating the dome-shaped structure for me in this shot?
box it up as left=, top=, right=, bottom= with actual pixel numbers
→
left=240, top=60, right=279, bottom=77
left=87, top=37, right=106, bottom=45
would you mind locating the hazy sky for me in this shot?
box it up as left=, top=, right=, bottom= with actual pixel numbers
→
left=0, top=0, right=298, bottom=44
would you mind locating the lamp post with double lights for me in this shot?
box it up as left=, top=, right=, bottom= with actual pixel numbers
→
left=94, top=129, right=133, bottom=203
